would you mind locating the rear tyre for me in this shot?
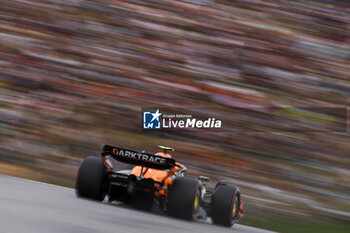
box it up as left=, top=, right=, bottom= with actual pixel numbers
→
left=76, top=156, right=106, bottom=201
left=211, top=184, right=240, bottom=227
left=167, top=177, right=201, bottom=220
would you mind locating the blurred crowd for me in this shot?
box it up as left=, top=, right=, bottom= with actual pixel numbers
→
left=0, top=0, right=349, bottom=222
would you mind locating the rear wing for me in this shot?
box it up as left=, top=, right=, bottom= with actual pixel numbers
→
left=102, top=145, right=176, bottom=170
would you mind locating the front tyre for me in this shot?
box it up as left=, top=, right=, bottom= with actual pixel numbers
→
left=211, top=184, right=240, bottom=227
left=167, top=177, right=201, bottom=220
left=76, top=156, right=106, bottom=201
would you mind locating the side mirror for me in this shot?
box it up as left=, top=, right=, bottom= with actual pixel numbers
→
left=198, top=176, right=210, bottom=183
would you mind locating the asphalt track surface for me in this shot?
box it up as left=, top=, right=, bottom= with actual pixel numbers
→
left=0, top=175, right=275, bottom=233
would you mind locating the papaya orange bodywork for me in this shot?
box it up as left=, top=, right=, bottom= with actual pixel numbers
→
left=130, top=152, right=183, bottom=195
left=130, top=166, right=172, bottom=184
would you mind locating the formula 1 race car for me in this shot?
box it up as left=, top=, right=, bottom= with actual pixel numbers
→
left=76, top=145, right=243, bottom=227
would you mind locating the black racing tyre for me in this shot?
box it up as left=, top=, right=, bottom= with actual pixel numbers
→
left=76, top=156, right=106, bottom=201
left=167, top=177, right=201, bottom=220
left=211, top=184, right=240, bottom=227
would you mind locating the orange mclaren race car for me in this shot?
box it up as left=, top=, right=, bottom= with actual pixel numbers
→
left=76, top=145, right=243, bottom=227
